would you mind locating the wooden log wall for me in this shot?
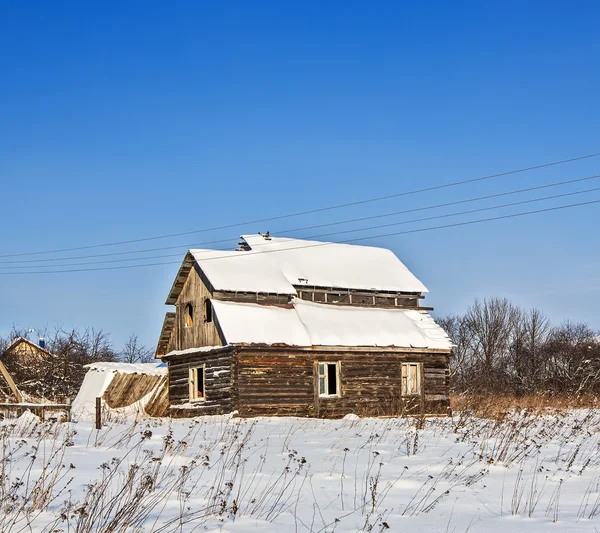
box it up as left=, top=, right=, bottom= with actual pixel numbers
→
left=236, top=352, right=315, bottom=417
left=235, top=348, right=450, bottom=418
left=167, top=348, right=235, bottom=417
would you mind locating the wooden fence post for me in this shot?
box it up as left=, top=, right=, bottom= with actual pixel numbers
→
left=95, top=397, right=102, bottom=430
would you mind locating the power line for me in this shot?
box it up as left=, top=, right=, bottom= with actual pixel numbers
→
left=1, top=197, right=598, bottom=275
left=3, top=172, right=600, bottom=265
left=290, top=186, right=600, bottom=242
left=2, top=151, right=599, bottom=259
left=2, top=184, right=599, bottom=270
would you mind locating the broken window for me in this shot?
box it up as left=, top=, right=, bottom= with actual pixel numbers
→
left=189, top=366, right=205, bottom=401
left=184, top=303, right=194, bottom=328
left=318, top=362, right=340, bottom=397
left=401, top=362, right=422, bottom=396
left=204, top=299, right=213, bottom=323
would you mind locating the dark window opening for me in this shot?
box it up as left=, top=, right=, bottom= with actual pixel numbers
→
left=204, top=299, right=213, bottom=323
left=318, top=362, right=340, bottom=397
left=327, top=364, right=337, bottom=395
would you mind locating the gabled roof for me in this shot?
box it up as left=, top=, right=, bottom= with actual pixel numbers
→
left=210, top=298, right=452, bottom=350
left=166, top=234, right=427, bottom=304
left=2, top=336, right=53, bottom=359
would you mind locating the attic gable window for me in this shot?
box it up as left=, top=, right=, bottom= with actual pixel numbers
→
left=204, top=299, right=213, bottom=323
left=401, top=362, right=422, bottom=396
left=318, top=362, right=340, bottom=397
left=189, top=366, right=205, bottom=401
left=184, top=304, right=194, bottom=328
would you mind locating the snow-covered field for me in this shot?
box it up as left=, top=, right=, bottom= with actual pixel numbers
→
left=3, top=409, right=600, bottom=532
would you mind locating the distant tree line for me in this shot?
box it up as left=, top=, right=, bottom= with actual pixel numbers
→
left=0, top=327, right=154, bottom=401
left=439, top=298, right=600, bottom=396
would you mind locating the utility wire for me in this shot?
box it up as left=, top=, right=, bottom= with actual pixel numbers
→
left=1, top=151, right=599, bottom=259
left=2, top=172, right=600, bottom=265
left=1, top=185, right=599, bottom=270
left=1, top=197, right=598, bottom=275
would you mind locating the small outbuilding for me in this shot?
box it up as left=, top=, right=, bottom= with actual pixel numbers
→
left=72, top=362, right=169, bottom=420
left=156, top=234, right=453, bottom=418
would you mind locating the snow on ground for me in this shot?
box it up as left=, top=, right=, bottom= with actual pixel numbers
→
left=2, top=409, right=600, bottom=531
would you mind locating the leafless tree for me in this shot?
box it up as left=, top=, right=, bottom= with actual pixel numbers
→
left=436, top=314, right=473, bottom=391
left=462, top=298, right=519, bottom=391
left=440, top=297, right=600, bottom=397
left=508, top=308, right=550, bottom=395
left=120, top=334, right=155, bottom=364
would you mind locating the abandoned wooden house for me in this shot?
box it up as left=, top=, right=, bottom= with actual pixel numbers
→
left=156, top=234, right=452, bottom=418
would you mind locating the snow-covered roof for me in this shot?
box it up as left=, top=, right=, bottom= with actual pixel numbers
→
left=84, top=362, right=167, bottom=376
left=175, top=234, right=427, bottom=300
left=190, top=248, right=295, bottom=294
left=210, top=298, right=451, bottom=350
left=3, top=336, right=53, bottom=358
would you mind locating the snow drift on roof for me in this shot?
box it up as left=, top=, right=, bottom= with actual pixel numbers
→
left=84, top=362, right=167, bottom=376
left=210, top=298, right=451, bottom=350
left=188, top=235, right=427, bottom=295
left=190, top=249, right=295, bottom=294
left=163, top=346, right=231, bottom=358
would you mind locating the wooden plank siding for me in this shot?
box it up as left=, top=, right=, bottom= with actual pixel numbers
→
left=103, top=374, right=164, bottom=409
left=167, top=347, right=235, bottom=417
left=174, top=264, right=224, bottom=351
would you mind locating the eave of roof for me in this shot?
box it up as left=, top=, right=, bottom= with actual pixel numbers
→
left=165, top=252, right=195, bottom=305
left=155, top=312, right=176, bottom=357
left=161, top=345, right=235, bottom=360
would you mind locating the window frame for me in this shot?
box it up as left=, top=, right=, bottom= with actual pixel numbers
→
left=401, top=362, right=422, bottom=397
left=317, top=361, right=341, bottom=398
left=189, top=365, right=206, bottom=402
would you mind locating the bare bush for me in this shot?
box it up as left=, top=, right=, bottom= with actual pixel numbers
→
left=439, top=298, right=600, bottom=397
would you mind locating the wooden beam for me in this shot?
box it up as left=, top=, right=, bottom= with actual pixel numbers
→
left=0, top=361, right=23, bottom=403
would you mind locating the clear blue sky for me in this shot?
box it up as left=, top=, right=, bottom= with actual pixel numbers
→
left=1, top=1, right=599, bottom=351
